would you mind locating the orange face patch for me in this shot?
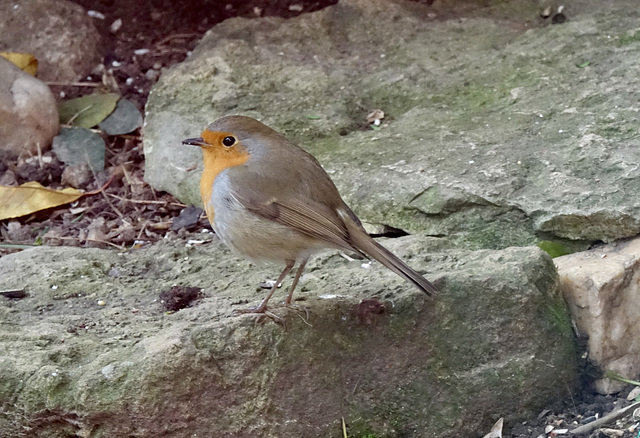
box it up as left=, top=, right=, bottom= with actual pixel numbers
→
left=197, top=129, right=250, bottom=225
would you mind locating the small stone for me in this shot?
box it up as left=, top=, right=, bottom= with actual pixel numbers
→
left=0, top=58, right=59, bottom=158
left=145, top=69, right=159, bottom=81
left=87, top=10, right=105, bottom=19
left=110, top=18, right=122, bottom=33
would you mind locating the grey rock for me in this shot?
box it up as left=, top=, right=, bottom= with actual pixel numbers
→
left=144, top=0, right=640, bottom=248
left=0, top=0, right=102, bottom=82
left=0, top=57, right=58, bottom=158
left=0, top=239, right=577, bottom=437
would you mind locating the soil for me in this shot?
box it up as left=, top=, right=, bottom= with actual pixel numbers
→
left=0, top=0, right=336, bottom=255
left=0, top=0, right=639, bottom=437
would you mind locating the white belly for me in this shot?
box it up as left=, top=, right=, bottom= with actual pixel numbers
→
left=209, top=179, right=327, bottom=263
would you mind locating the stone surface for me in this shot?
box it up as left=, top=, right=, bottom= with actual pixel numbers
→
left=0, top=0, right=102, bottom=82
left=0, top=57, right=59, bottom=158
left=556, top=237, right=640, bottom=394
left=0, top=238, right=577, bottom=437
left=144, top=0, right=640, bottom=250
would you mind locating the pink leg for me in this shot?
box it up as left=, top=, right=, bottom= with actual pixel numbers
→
left=239, top=260, right=294, bottom=314
left=285, top=258, right=308, bottom=305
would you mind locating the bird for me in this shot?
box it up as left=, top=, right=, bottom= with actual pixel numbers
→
left=182, top=115, right=437, bottom=313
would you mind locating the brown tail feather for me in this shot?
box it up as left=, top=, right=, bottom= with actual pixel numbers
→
left=341, top=213, right=438, bottom=296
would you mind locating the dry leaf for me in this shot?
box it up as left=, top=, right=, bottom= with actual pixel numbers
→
left=0, top=181, right=84, bottom=220
left=0, top=52, right=38, bottom=76
left=98, top=98, right=143, bottom=135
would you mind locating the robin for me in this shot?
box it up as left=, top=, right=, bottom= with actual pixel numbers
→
left=183, top=115, right=437, bottom=313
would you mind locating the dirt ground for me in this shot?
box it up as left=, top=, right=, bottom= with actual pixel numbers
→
left=0, top=0, right=638, bottom=436
left=0, top=0, right=336, bottom=255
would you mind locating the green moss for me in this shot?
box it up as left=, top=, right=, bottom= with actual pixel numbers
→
left=617, top=30, right=640, bottom=46
left=594, top=123, right=638, bottom=140
left=537, top=240, right=571, bottom=258
left=544, top=295, right=575, bottom=341
left=346, top=420, right=383, bottom=438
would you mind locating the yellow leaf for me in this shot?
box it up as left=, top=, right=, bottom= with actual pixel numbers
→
left=0, top=182, right=84, bottom=220
left=0, top=52, right=38, bottom=76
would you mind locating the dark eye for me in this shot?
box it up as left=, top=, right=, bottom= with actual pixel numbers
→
left=222, top=136, right=236, bottom=147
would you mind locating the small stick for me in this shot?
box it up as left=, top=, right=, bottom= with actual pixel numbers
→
left=46, top=82, right=100, bottom=87
left=106, top=193, right=186, bottom=207
left=155, top=33, right=201, bottom=46
left=36, top=142, right=44, bottom=169
left=569, top=400, right=640, bottom=435
left=89, top=171, right=123, bottom=219
left=136, top=220, right=149, bottom=241
left=57, top=236, right=125, bottom=250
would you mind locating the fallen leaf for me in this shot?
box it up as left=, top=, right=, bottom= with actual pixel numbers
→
left=52, top=127, right=105, bottom=173
left=98, top=98, right=143, bottom=135
left=0, top=52, right=37, bottom=75
left=0, top=176, right=115, bottom=221
left=0, top=182, right=84, bottom=220
left=58, top=93, right=120, bottom=128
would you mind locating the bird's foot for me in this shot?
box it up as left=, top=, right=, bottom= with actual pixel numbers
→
left=234, top=302, right=311, bottom=326
left=234, top=305, right=285, bottom=324
left=284, top=303, right=311, bottom=322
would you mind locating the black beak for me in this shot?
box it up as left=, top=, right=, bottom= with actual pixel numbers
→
left=182, top=137, right=207, bottom=146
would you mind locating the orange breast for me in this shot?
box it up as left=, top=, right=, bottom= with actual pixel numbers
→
left=198, top=130, right=250, bottom=225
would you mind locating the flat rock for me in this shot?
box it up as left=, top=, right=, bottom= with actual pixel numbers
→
left=556, top=237, right=640, bottom=394
left=144, top=0, right=640, bottom=249
left=0, top=0, right=102, bottom=82
left=0, top=57, right=59, bottom=158
left=0, top=239, right=576, bottom=437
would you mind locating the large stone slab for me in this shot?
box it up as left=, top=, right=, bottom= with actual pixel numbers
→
left=0, top=239, right=576, bottom=437
left=144, top=0, right=640, bottom=249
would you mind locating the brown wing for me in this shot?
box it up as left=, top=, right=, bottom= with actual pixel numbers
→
left=231, top=186, right=364, bottom=256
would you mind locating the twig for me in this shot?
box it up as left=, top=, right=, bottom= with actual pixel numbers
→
left=36, top=142, right=44, bottom=169
left=84, top=174, right=116, bottom=195
left=155, top=33, right=201, bottom=47
left=154, top=47, right=192, bottom=55
left=117, top=134, right=143, bottom=140
left=119, top=164, right=135, bottom=188
left=569, top=400, right=640, bottom=435
left=106, top=193, right=186, bottom=207
left=136, top=220, right=149, bottom=241
left=57, top=236, right=125, bottom=250
left=46, top=82, right=100, bottom=87
left=86, top=171, right=123, bottom=219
